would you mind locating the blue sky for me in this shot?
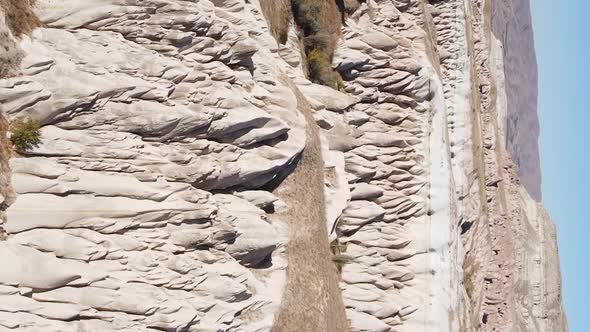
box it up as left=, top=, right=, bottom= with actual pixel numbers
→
left=531, top=1, right=590, bottom=330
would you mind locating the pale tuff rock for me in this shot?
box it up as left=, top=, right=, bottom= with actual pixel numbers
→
left=0, top=0, right=566, bottom=331
left=427, top=0, right=567, bottom=330
left=0, top=0, right=299, bottom=330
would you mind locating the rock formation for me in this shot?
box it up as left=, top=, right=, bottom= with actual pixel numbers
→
left=0, top=0, right=566, bottom=331
left=491, top=0, right=542, bottom=202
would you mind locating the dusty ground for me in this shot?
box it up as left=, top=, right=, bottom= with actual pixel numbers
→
left=271, top=79, right=349, bottom=332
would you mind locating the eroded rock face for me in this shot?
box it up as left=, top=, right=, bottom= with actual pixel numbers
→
left=432, top=0, right=567, bottom=330
left=0, top=1, right=301, bottom=330
left=0, top=0, right=566, bottom=331
left=491, top=0, right=542, bottom=202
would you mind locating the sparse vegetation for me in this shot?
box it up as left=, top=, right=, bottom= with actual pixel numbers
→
left=10, top=117, right=41, bottom=151
left=0, top=113, right=9, bottom=154
left=332, top=254, right=354, bottom=272
left=308, top=49, right=343, bottom=90
left=330, top=242, right=347, bottom=252
left=272, top=76, right=349, bottom=331
left=0, top=0, right=41, bottom=78
left=463, top=259, right=480, bottom=301
left=0, top=113, right=9, bottom=240
left=260, top=0, right=351, bottom=90
left=331, top=240, right=352, bottom=272
left=260, top=0, right=292, bottom=44
left=291, top=0, right=343, bottom=89
left=0, top=0, right=41, bottom=37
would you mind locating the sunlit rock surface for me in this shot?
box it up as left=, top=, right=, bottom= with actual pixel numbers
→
left=0, top=0, right=566, bottom=331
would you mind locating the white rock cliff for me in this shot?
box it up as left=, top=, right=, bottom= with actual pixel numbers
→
left=0, top=0, right=566, bottom=331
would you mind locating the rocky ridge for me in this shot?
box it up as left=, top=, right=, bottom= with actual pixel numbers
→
left=491, top=0, right=542, bottom=202
left=0, top=0, right=566, bottom=331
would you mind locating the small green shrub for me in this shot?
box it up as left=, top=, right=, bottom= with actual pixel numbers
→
left=290, top=0, right=342, bottom=90
left=10, top=117, right=41, bottom=151
left=307, top=49, right=343, bottom=90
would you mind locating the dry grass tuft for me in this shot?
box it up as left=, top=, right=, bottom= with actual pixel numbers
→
left=0, top=111, right=13, bottom=240
left=260, top=0, right=292, bottom=44
left=258, top=0, right=345, bottom=89
left=463, top=258, right=481, bottom=302
left=0, top=0, right=41, bottom=37
left=291, top=0, right=343, bottom=89
left=0, top=112, right=11, bottom=160
left=332, top=254, right=353, bottom=272
left=292, top=0, right=341, bottom=54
